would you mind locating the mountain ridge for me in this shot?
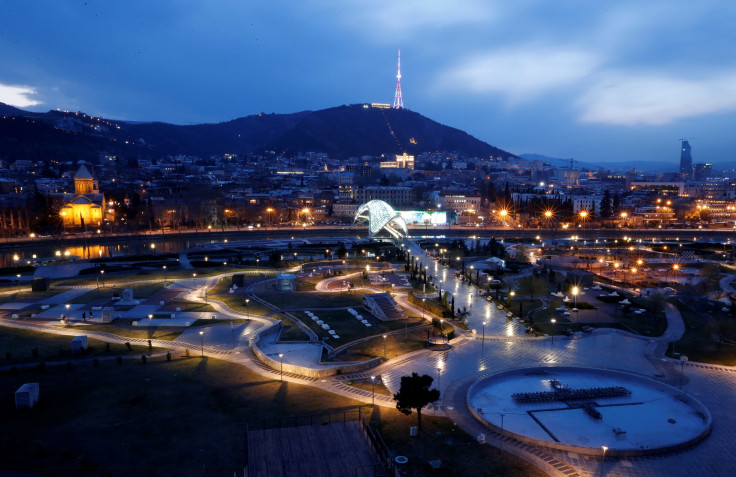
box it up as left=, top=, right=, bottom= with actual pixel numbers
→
left=0, top=102, right=515, bottom=161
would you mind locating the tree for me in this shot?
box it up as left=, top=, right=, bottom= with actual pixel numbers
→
left=393, top=373, right=440, bottom=431
left=600, top=190, right=612, bottom=220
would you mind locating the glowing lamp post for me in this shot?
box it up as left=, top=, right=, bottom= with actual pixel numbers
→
left=551, top=318, right=556, bottom=344
left=600, top=445, right=608, bottom=476
left=65, top=303, right=70, bottom=321
left=16, top=274, right=21, bottom=293
left=572, top=286, right=579, bottom=308
left=199, top=330, right=204, bottom=357
left=370, top=375, right=376, bottom=406
left=382, top=334, right=387, bottom=359
left=279, top=353, right=284, bottom=382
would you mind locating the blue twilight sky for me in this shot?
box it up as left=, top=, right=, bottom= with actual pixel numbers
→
left=1, top=1, right=736, bottom=164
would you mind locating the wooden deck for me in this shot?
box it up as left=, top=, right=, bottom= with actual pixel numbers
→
left=247, top=420, right=386, bottom=477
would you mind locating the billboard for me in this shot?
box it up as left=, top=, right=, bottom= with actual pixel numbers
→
left=399, top=211, right=447, bottom=225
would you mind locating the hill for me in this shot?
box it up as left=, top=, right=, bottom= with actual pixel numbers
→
left=0, top=103, right=515, bottom=160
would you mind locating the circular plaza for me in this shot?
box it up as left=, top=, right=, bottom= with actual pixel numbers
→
left=467, top=367, right=711, bottom=456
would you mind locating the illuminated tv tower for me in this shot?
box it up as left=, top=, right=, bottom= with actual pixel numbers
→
left=393, top=50, right=404, bottom=109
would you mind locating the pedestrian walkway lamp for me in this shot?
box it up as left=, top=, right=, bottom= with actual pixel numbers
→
left=383, top=334, right=387, bottom=359
left=600, top=445, right=608, bottom=476
left=482, top=321, right=487, bottom=354
left=572, top=286, right=579, bottom=308
left=440, top=319, right=444, bottom=338
left=199, top=330, right=204, bottom=357
left=370, top=375, right=376, bottom=406
left=162, top=265, right=167, bottom=282
left=421, top=298, right=426, bottom=321
left=244, top=298, right=250, bottom=316
left=437, top=361, right=443, bottom=400
left=65, top=303, right=70, bottom=321
left=551, top=318, right=556, bottom=344
left=99, top=269, right=104, bottom=288
left=279, top=353, right=284, bottom=382
left=16, top=274, right=21, bottom=293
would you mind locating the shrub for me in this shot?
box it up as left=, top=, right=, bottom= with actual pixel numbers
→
left=147, top=340, right=152, bottom=350
left=185, top=349, right=190, bottom=358
left=105, top=342, right=110, bottom=352
left=125, top=342, right=132, bottom=351
left=166, top=351, right=171, bottom=361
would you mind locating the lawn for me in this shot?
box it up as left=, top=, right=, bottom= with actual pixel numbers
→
left=58, top=321, right=185, bottom=341
left=332, top=325, right=434, bottom=362
left=666, top=302, right=736, bottom=365
left=0, top=327, right=151, bottom=364
left=0, top=356, right=363, bottom=477
left=69, top=283, right=166, bottom=303
left=258, top=289, right=371, bottom=310
left=373, top=407, right=545, bottom=477
left=293, top=309, right=424, bottom=347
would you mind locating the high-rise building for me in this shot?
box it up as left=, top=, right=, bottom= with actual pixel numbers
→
left=693, top=163, right=712, bottom=181
left=679, top=140, right=693, bottom=179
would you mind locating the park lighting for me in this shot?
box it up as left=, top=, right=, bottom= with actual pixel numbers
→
left=13, top=254, right=19, bottom=262
left=65, top=303, right=70, bottom=320
left=572, top=286, right=579, bottom=308
left=601, top=446, right=609, bottom=476
left=383, top=334, right=388, bottom=359
left=199, top=330, right=205, bottom=357
left=370, top=375, right=376, bottom=406
left=278, top=353, right=284, bottom=381
left=16, top=274, right=21, bottom=293
left=551, top=318, right=556, bottom=344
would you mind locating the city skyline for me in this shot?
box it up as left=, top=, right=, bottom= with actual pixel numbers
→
left=1, top=1, right=735, bottom=163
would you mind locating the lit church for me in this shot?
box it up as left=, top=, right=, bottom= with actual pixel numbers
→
left=52, top=165, right=112, bottom=229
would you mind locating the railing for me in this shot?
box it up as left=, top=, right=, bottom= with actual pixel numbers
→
left=357, top=409, right=397, bottom=477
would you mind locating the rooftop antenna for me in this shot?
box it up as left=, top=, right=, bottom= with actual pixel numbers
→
left=393, top=50, right=404, bottom=109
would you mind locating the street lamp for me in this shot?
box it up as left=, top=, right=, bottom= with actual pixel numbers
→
left=572, top=286, right=579, bottom=308
left=421, top=298, right=426, bottom=321
left=436, top=360, right=444, bottom=400
left=99, top=269, right=104, bottom=288
left=65, top=303, right=70, bottom=321
left=551, top=318, right=556, bottom=344
left=383, top=334, right=387, bottom=359
left=162, top=265, right=167, bottom=282
left=148, top=314, right=153, bottom=326
left=279, top=353, right=284, bottom=382
left=600, top=445, right=608, bottom=476
left=370, top=375, right=376, bottom=406
left=440, top=319, right=444, bottom=338
left=199, top=330, right=204, bottom=357
left=481, top=321, right=486, bottom=354
left=16, top=274, right=21, bottom=293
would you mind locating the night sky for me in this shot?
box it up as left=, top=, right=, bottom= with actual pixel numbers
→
left=2, top=1, right=735, bottom=163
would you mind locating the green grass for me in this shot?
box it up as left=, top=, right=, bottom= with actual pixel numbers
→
left=666, top=301, right=736, bottom=365
left=68, top=283, right=166, bottom=303
left=0, top=356, right=364, bottom=477
left=258, top=290, right=371, bottom=310
left=293, top=309, right=424, bottom=347
left=278, top=314, right=311, bottom=341
left=0, top=327, right=152, bottom=364
left=59, top=321, right=185, bottom=341
left=333, top=326, right=432, bottom=362
left=373, top=408, right=545, bottom=477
